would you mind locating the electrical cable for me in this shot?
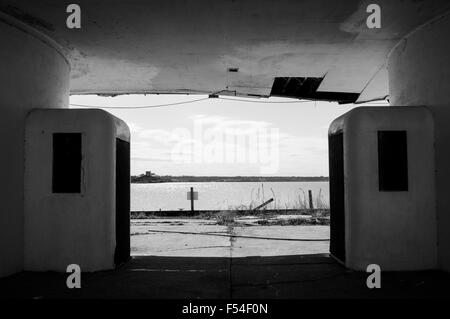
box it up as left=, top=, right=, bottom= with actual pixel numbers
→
left=143, top=229, right=330, bottom=241
left=69, top=97, right=210, bottom=109
left=69, top=96, right=317, bottom=109
left=70, top=95, right=387, bottom=109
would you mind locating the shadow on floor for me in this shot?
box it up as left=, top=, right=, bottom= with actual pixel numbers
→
left=1, top=254, right=449, bottom=299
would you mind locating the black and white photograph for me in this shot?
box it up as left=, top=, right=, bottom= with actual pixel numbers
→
left=0, top=0, right=449, bottom=314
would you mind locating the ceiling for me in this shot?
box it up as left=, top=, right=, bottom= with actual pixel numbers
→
left=1, top=0, right=449, bottom=103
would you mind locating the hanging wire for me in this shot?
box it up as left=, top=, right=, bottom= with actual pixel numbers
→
left=69, top=94, right=388, bottom=109
left=69, top=97, right=210, bottom=109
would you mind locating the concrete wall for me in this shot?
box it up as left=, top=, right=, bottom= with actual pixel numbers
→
left=24, top=109, right=129, bottom=272
left=0, top=13, right=70, bottom=277
left=388, top=12, right=450, bottom=271
left=329, top=107, right=437, bottom=271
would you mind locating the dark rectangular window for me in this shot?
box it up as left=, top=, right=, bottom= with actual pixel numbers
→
left=378, top=131, right=408, bottom=191
left=329, top=132, right=346, bottom=263
left=115, top=138, right=130, bottom=265
left=52, top=133, right=82, bottom=193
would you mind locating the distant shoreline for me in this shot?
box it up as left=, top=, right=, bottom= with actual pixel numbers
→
left=131, top=175, right=329, bottom=183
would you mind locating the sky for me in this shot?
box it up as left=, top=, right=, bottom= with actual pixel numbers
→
left=70, top=94, right=387, bottom=176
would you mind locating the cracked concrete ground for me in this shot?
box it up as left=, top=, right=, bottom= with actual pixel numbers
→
left=131, top=218, right=330, bottom=257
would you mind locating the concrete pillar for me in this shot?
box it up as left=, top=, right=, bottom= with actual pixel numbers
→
left=0, top=13, right=70, bottom=277
left=388, top=12, right=450, bottom=271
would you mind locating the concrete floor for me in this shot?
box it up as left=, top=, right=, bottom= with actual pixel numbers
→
left=1, top=254, right=449, bottom=299
left=1, top=219, right=449, bottom=299
left=131, top=218, right=330, bottom=257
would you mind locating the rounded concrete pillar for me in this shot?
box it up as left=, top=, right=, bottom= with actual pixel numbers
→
left=388, top=12, right=450, bottom=271
left=0, top=13, right=70, bottom=277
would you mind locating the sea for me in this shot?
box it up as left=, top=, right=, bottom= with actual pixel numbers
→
left=131, top=181, right=329, bottom=211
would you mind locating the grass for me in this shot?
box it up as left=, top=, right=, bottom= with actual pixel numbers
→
left=240, top=183, right=329, bottom=210
left=215, top=210, right=237, bottom=226
left=131, top=209, right=330, bottom=226
left=255, top=217, right=329, bottom=226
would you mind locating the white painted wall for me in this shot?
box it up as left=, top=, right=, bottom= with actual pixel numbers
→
left=0, top=14, right=70, bottom=277
left=329, top=107, right=437, bottom=271
left=24, top=109, right=129, bottom=272
left=388, top=12, right=450, bottom=272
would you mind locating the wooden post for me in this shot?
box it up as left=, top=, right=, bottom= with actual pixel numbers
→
left=308, top=190, right=314, bottom=210
left=253, top=198, right=274, bottom=211
left=190, top=187, right=194, bottom=213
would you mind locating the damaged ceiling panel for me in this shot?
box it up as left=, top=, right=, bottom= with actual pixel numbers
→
left=270, top=77, right=360, bottom=104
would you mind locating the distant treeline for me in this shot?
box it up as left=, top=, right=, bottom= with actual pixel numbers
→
left=131, top=175, right=329, bottom=183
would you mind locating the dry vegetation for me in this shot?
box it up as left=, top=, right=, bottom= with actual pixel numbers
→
left=131, top=184, right=330, bottom=226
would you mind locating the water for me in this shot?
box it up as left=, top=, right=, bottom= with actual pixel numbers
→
left=131, top=181, right=329, bottom=211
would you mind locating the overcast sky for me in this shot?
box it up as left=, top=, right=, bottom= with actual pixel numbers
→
left=70, top=94, right=386, bottom=176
